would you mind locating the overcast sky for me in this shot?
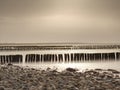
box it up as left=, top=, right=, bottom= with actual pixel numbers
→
left=0, top=0, right=120, bottom=43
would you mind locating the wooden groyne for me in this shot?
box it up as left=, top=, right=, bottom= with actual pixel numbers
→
left=0, top=52, right=120, bottom=64
left=0, top=44, right=120, bottom=64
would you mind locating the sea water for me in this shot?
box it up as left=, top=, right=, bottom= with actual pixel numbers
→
left=0, top=49, right=120, bottom=71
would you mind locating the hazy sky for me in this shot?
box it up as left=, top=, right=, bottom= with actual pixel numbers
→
left=0, top=0, right=120, bottom=43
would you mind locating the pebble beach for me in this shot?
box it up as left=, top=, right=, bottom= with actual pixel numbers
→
left=0, top=64, right=120, bottom=90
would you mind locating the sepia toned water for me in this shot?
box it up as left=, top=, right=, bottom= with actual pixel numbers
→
left=0, top=49, right=120, bottom=71
left=14, top=61, right=120, bottom=72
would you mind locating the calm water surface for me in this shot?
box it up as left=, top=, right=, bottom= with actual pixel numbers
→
left=0, top=50, right=120, bottom=71
left=15, top=61, right=120, bottom=72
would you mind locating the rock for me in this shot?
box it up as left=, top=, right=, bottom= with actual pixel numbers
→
left=7, top=63, right=13, bottom=66
left=46, top=67, right=51, bottom=71
left=6, top=88, right=13, bottom=90
left=22, top=87, right=29, bottom=90
left=41, top=84, right=48, bottom=90
left=107, top=69, right=120, bottom=74
left=89, top=87, right=95, bottom=90
left=29, top=86, right=37, bottom=90
left=95, top=86, right=104, bottom=90
left=0, top=65, right=120, bottom=90
left=61, top=70, right=75, bottom=76
left=95, top=68, right=103, bottom=71
left=66, top=68, right=78, bottom=72
left=102, top=82, right=113, bottom=89
left=115, top=86, right=120, bottom=90
left=0, top=77, right=1, bottom=81
left=22, top=85, right=29, bottom=90
left=27, top=73, right=32, bottom=78
left=0, top=87, right=4, bottom=90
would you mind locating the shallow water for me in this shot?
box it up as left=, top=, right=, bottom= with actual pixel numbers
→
left=14, top=61, right=120, bottom=72
left=1, top=49, right=120, bottom=71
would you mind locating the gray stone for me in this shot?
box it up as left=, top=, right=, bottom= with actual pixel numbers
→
left=0, top=87, right=4, bottom=90
left=89, top=87, right=95, bottom=90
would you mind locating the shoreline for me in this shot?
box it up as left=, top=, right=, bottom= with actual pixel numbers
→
left=0, top=64, right=120, bottom=90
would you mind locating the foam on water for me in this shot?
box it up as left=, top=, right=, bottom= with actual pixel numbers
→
left=14, top=61, right=120, bottom=72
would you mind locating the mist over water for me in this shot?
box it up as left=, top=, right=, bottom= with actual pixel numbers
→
left=1, top=49, right=120, bottom=71
left=15, top=61, right=120, bottom=72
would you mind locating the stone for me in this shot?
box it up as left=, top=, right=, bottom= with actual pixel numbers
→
left=89, top=87, right=95, bottom=90
left=107, top=69, right=120, bottom=74
left=29, top=86, right=37, bottom=90
left=22, top=87, right=29, bottom=90
left=66, top=68, right=78, bottom=72
left=95, top=68, right=102, bottom=71
left=27, top=73, right=32, bottom=78
left=0, top=65, right=120, bottom=90
left=0, top=87, right=4, bottom=90
left=7, top=63, right=13, bottom=66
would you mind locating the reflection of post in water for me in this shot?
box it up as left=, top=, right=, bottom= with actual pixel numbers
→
left=116, top=52, right=120, bottom=60
left=0, top=55, right=22, bottom=64
left=71, top=53, right=74, bottom=62
left=58, top=54, right=63, bottom=62
left=64, top=54, right=69, bottom=62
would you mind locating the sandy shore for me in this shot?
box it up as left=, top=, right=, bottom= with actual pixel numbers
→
left=0, top=64, right=120, bottom=90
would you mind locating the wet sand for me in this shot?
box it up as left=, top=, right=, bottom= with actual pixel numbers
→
left=0, top=64, right=120, bottom=90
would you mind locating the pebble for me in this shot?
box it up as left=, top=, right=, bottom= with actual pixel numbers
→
left=66, top=68, right=78, bottom=72
left=0, top=65, right=120, bottom=90
left=0, top=87, right=4, bottom=90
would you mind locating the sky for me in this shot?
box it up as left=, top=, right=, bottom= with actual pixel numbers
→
left=0, top=0, right=120, bottom=43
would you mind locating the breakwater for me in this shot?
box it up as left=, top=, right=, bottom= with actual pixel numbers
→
left=0, top=43, right=120, bottom=64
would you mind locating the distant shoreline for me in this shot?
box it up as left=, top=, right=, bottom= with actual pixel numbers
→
left=0, top=43, right=120, bottom=51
